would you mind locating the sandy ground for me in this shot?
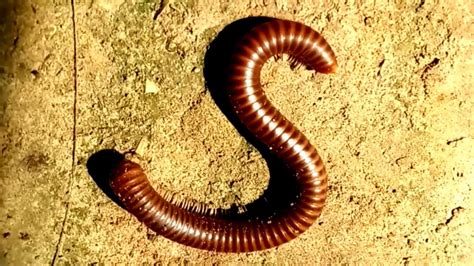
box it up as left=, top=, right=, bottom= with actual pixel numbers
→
left=0, top=0, right=473, bottom=264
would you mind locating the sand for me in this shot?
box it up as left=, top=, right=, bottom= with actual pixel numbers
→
left=0, top=0, right=473, bottom=264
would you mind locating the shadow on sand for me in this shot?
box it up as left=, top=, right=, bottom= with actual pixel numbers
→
left=87, top=16, right=302, bottom=221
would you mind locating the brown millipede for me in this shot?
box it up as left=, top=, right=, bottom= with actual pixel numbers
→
left=107, top=18, right=337, bottom=252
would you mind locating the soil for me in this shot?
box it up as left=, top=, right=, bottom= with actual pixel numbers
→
left=0, top=0, right=472, bottom=264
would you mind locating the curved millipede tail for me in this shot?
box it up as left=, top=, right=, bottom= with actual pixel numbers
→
left=108, top=18, right=337, bottom=252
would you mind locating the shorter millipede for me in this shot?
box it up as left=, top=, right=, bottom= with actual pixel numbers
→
left=107, top=18, right=337, bottom=252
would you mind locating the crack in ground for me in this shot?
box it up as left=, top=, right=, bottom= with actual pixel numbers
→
left=435, top=206, right=465, bottom=233
left=50, top=0, right=78, bottom=265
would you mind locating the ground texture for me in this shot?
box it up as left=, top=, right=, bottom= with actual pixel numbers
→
left=0, top=0, right=473, bottom=264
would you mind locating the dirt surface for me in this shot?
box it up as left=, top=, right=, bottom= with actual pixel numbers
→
left=0, top=0, right=473, bottom=264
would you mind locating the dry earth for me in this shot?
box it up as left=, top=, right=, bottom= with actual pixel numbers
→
left=0, top=0, right=473, bottom=264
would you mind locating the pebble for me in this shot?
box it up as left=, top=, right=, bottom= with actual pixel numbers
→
left=145, top=79, right=158, bottom=94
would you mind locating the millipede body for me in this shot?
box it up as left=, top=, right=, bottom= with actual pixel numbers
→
left=108, top=18, right=337, bottom=252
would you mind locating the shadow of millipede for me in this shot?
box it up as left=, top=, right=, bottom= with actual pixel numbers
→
left=87, top=16, right=302, bottom=222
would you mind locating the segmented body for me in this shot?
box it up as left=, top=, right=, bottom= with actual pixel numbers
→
left=109, top=18, right=337, bottom=252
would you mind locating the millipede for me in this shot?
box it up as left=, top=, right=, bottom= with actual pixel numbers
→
left=106, top=18, right=337, bottom=252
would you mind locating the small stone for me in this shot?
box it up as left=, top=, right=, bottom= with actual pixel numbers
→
left=118, top=31, right=127, bottom=40
left=145, top=79, right=158, bottom=94
left=136, top=137, right=149, bottom=156
left=31, top=69, right=39, bottom=79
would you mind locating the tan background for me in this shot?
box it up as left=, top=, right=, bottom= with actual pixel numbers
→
left=0, top=0, right=473, bottom=264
